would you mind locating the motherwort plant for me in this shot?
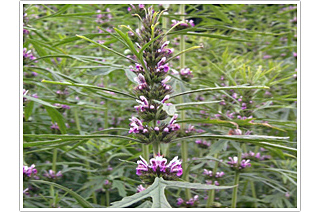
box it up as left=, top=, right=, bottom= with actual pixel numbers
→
left=127, top=7, right=180, bottom=153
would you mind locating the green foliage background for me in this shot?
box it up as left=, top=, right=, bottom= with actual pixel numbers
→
left=22, top=4, right=297, bottom=208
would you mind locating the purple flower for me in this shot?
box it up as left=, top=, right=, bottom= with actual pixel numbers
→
left=166, top=156, right=183, bottom=177
left=43, top=169, right=63, bottom=180
left=161, top=95, right=170, bottom=104
left=203, top=169, right=213, bottom=176
left=227, top=156, right=239, bottom=167
left=227, top=156, right=251, bottom=170
left=150, top=155, right=168, bottom=172
left=136, top=156, right=149, bottom=176
left=285, top=192, right=290, bottom=198
left=185, top=125, right=195, bottom=134
left=215, top=171, right=225, bottom=178
left=195, top=139, right=211, bottom=148
left=137, top=185, right=146, bottom=193
left=263, top=55, right=272, bottom=59
left=23, top=164, right=39, bottom=179
left=185, top=195, right=199, bottom=206
left=136, top=155, right=183, bottom=178
left=50, top=123, right=60, bottom=130
left=129, top=116, right=145, bottom=134
left=240, top=159, right=251, bottom=169
left=171, top=19, right=195, bottom=28
left=177, top=198, right=184, bottom=205
left=180, top=68, right=193, bottom=80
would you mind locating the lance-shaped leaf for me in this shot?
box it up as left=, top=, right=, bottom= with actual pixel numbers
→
left=30, top=180, right=93, bottom=208
left=172, top=134, right=290, bottom=143
left=171, top=85, right=270, bottom=98
left=76, top=34, right=136, bottom=63
left=41, top=80, right=136, bottom=99
left=163, top=179, right=236, bottom=190
left=23, top=134, right=140, bottom=143
left=166, top=45, right=203, bottom=63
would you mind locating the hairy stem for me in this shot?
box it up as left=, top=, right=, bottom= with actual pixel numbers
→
left=178, top=4, right=191, bottom=200
left=106, top=190, right=110, bottom=206
left=153, top=141, right=161, bottom=157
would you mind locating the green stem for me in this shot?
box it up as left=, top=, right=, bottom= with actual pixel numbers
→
left=142, top=144, right=150, bottom=160
left=250, top=180, right=257, bottom=208
left=101, top=194, right=105, bottom=206
left=178, top=4, right=191, bottom=200
left=106, top=190, right=110, bottom=206
left=84, top=152, right=97, bottom=204
left=153, top=141, right=160, bottom=157
left=206, top=153, right=219, bottom=207
left=73, top=108, right=81, bottom=133
left=241, top=180, right=249, bottom=196
left=231, top=151, right=242, bottom=208
left=231, top=171, right=240, bottom=208
left=50, top=148, right=58, bottom=207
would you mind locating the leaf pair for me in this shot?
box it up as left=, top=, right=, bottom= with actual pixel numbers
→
left=110, top=177, right=236, bottom=208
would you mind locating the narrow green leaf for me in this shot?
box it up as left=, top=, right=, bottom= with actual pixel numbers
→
left=44, top=106, right=67, bottom=134
left=174, top=101, right=220, bottom=107
left=210, top=5, right=232, bottom=24
left=41, top=80, right=136, bottom=99
left=23, top=134, right=140, bottom=143
left=31, top=180, right=93, bottom=208
left=166, top=45, right=203, bottom=63
left=171, top=134, right=290, bottom=144
left=163, top=179, right=236, bottom=190
left=76, top=34, right=136, bottom=63
left=23, top=100, right=34, bottom=120
left=171, top=85, right=269, bottom=98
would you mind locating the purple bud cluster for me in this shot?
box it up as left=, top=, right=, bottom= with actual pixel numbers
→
left=53, top=103, right=71, bottom=110
left=227, top=156, right=251, bottom=171
left=171, top=19, right=195, bottom=30
left=185, top=124, right=196, bottom=134
left=180, top=67, right=193, bottom=81
left=23, top=164, right=39, bottom=179
left=280, top=5, right=297, bottom=12
left=23, top=13, right=30, bottom=35
left=96, top=179, right=112, bottom=193
left=208, top=81, right=257, bottom=123
left=24, top=71, right=38, bottom=78
left=242, top=151, right=271, bottom=161
left=23, top=89, right=38, bottom=103
left=43, top=170, right=63, bottom=180
left=127, top=4, right=145, bottom=17
left=203, top=169, right=225, bottom=178
left=50, top=122, right=70, bottom=132
left=195, top=139, right=211, bottom=148
left=129, top=114, right=180, bottom=144
left=23, top=48, right=37, bottom=63
left=136, top=155, right=183, bottom=183
left=95, top=8, right=112, bottom=24
left=177, top=195, right=199, bottom=207
left=56, top=89, right=69, bottom=97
